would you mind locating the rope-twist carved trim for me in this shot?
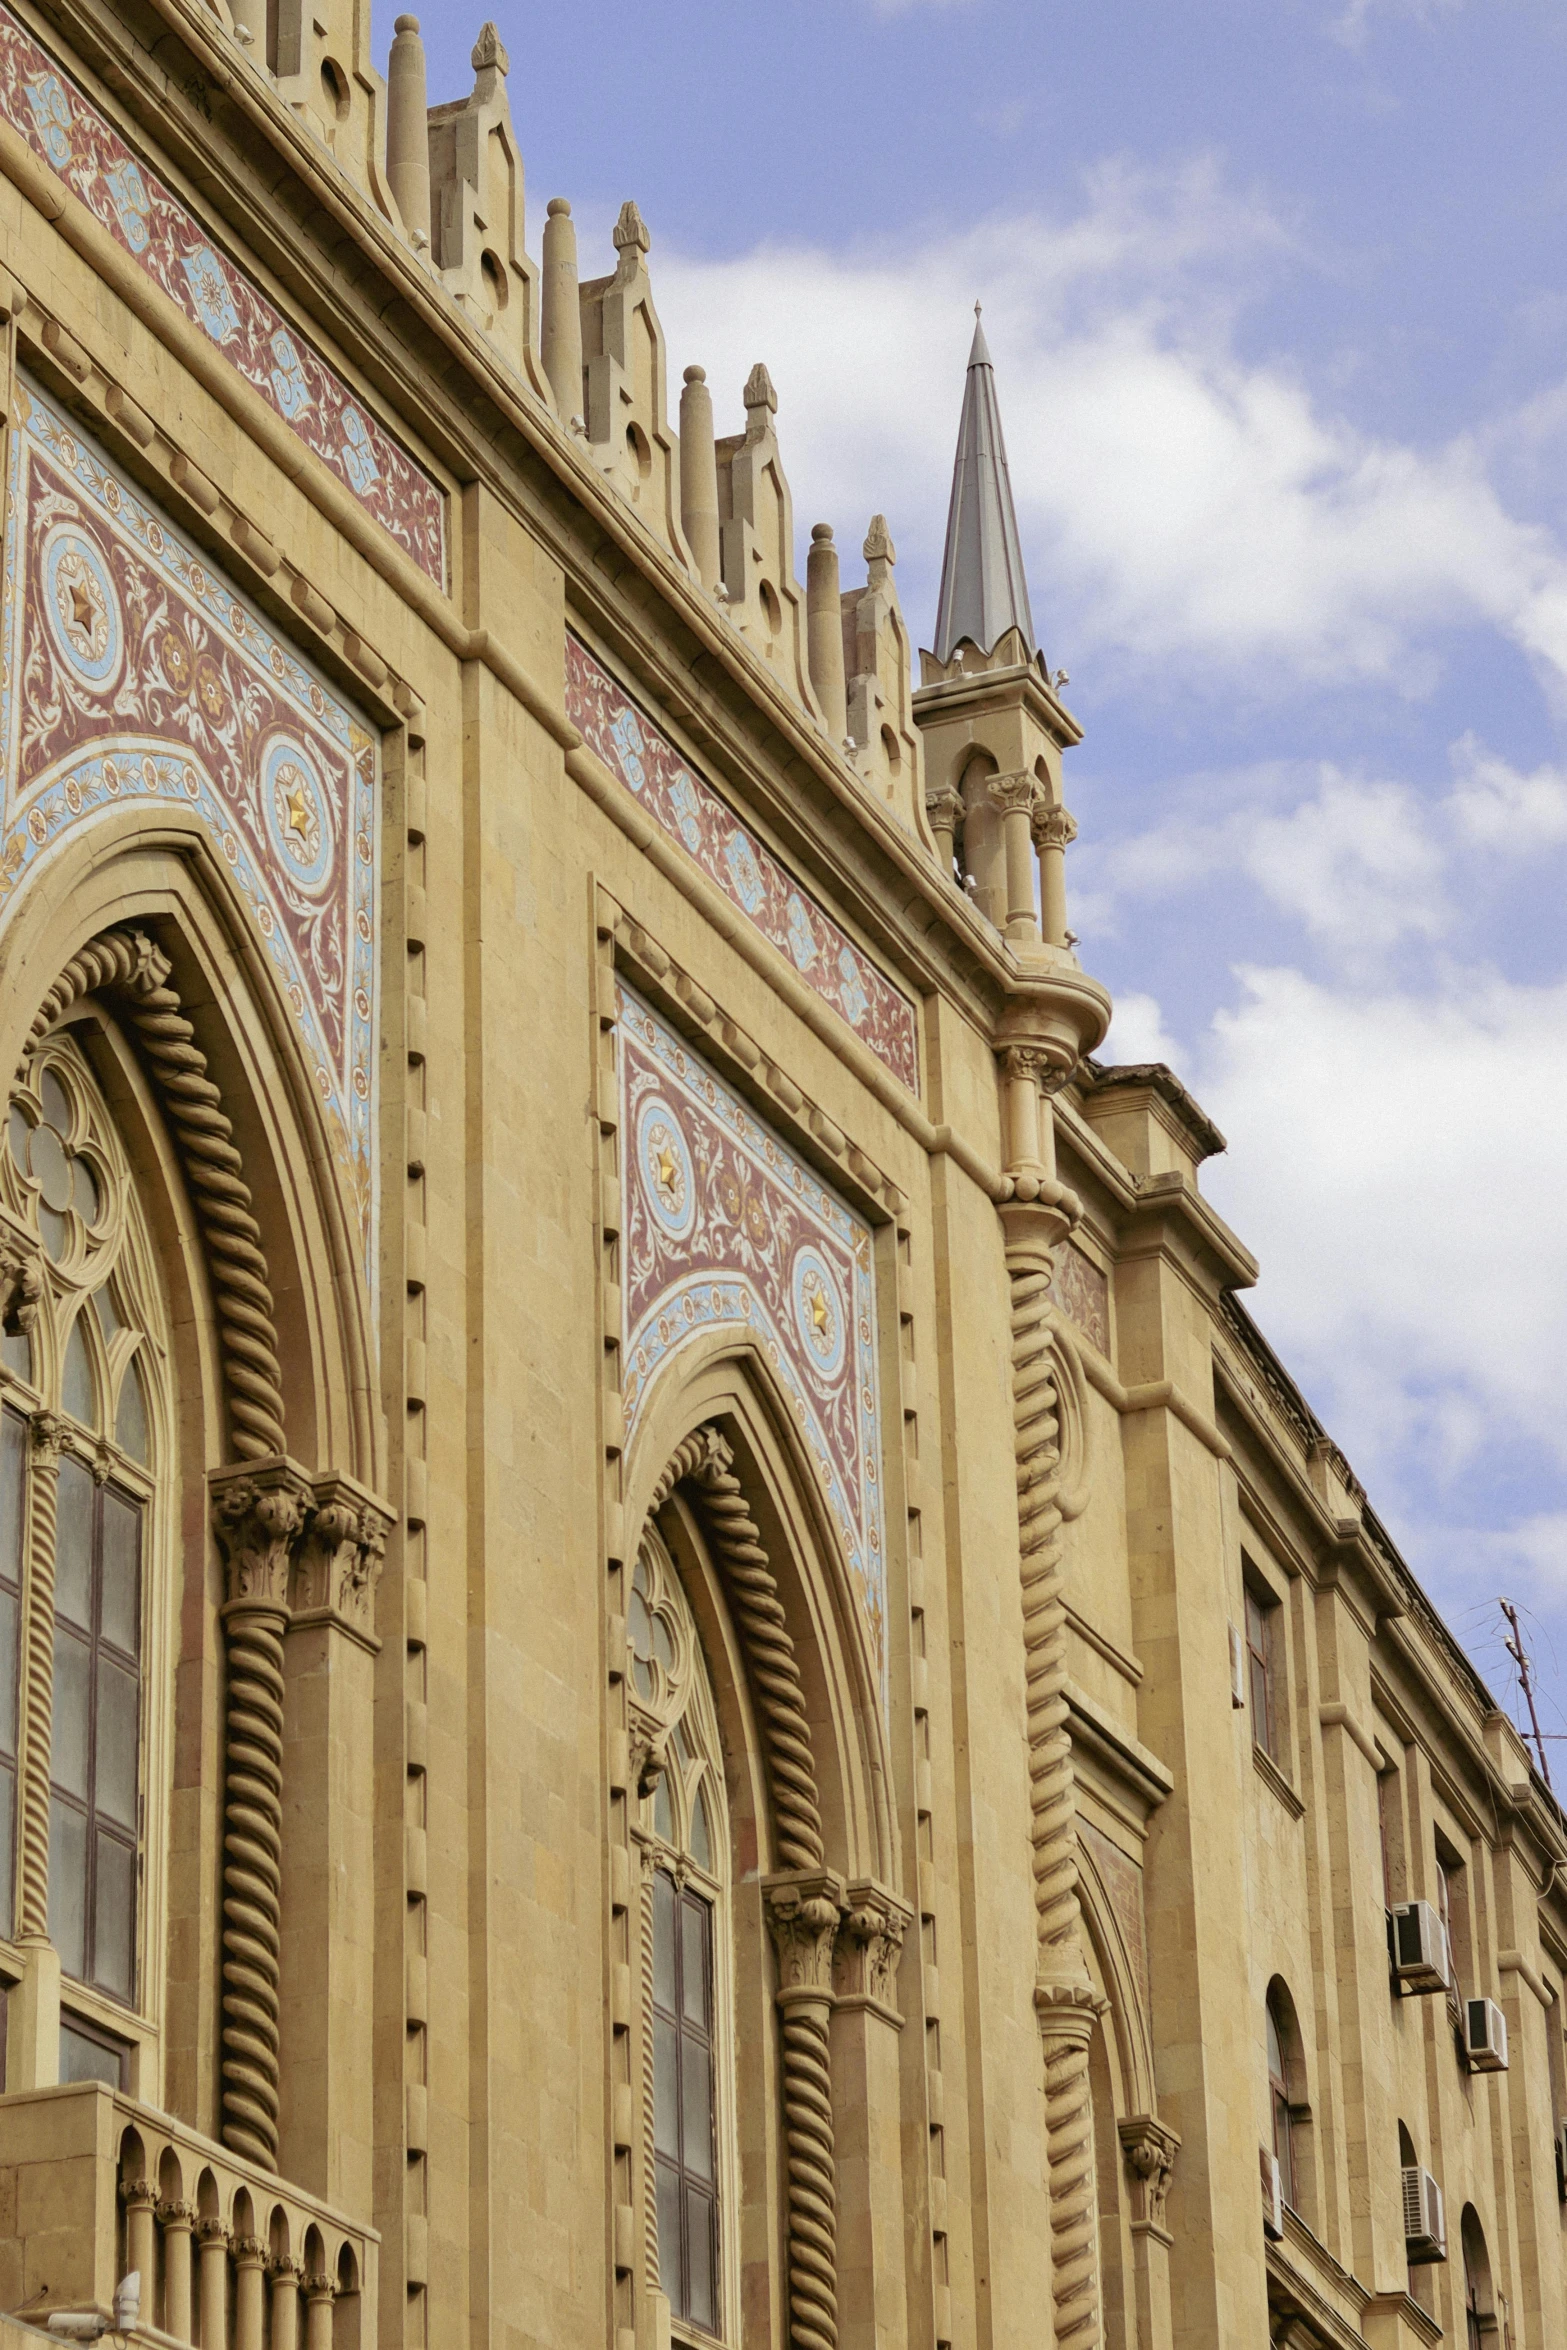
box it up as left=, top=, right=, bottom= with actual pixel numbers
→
left=25, top=928, right=287, bottom=1461
left=681, top=1430, right=823, bottom=1874
left=653, top=1424, right=837, bottom=2350
left=219, top=1601, right=287, bottom=2166
left=16, top=1414, right=63, bottom=1939
left=1008, top=1246, right=1100, bottom=2350
left=779, top=2002, right=838, bottom=2350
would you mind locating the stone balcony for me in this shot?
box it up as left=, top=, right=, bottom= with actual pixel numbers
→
left=0, top=2084, right=376, bottom=2347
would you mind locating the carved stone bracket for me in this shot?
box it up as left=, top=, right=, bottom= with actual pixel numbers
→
left=1118, top=2113, right=1180, bottom=2241
left=835, top=1877, right=913, bottom=2018
left=290, top=1468, right=395, bottom=1651
left=626, top=1699, right=669, bottom=1799
left=0, top=1205, right=42, bottom=1340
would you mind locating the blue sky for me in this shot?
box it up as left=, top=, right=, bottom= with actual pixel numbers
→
left=386, top=0, right=1567, bottom=1748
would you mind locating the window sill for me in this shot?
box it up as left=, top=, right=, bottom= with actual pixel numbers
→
left=1253, top=1743, right=1305, bottom=1819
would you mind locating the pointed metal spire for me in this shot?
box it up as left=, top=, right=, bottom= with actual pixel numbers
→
left=931, top=304, right=1038, bottom=666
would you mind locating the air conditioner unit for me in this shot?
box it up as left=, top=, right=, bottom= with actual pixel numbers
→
left=1229, top=1623, right=1247, bottom=1708
left=1402, top=2164, right=1446, bottom=2264
left=1389, top=1900, right=1449, bottom=1993
left=1464, top=1997, right=1509, bottom=2073
left=1260, top=2145, right=1284, bottom=2239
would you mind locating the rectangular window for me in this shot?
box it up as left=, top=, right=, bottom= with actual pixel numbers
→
left=653, top=1867, right=719, bottom=2335
left=48, top=1457, right=141, bottom=2003
left=1245, top=1584, right=1275, bottom=1760
left=0, top=1407, right=25, bottom=1939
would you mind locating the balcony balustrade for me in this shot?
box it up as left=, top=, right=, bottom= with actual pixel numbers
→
left=0, top=2083, right=376, bottom=2347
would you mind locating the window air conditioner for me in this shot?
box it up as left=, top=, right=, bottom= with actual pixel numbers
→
left=1464, top=1997, right=1509, bottom=2073
left=1260, top=2146, right=1284, bottom=2240
left=1401, top=2163, right=1446, bottom=2263
left=1389, top=1900, right=1449, bottom=1993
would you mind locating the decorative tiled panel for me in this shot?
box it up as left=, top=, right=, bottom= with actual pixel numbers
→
left=1, top=379, right=379, bottom=1286
left=1050, top=1239, right=1109, bottom=1356
left=0, top=7, right=446, bottom=584
left=569, top=637, right=920, bottom=1094
left=619, top=986, right=887, bottom=1682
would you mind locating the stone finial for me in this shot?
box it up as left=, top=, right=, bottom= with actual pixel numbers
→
left=613, top=200, right=651, bottom=256
left=744, top=362, right=778, bottom=417
left=864, top=513, right=895, bottom=567
left=471, top=22, right=509, bottom=74
left=386, top=15, right=432, bottom=248
left=806, top=524, right=848, bottom=743
left=679, top=365, right=722, bottom=593
left=541, top=198, right=584, bottom=425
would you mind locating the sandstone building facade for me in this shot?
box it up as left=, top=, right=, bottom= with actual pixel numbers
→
left=0, top=5, right=1555, bottom=2349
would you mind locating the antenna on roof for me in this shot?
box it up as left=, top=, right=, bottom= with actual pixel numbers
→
left=1500, top=1598, right=1552, bottom=1787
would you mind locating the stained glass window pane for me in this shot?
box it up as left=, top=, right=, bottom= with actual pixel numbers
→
left=6, top=1105, right=29, bottom=1167
left=38, top=1070, right=70, bottom=1134
left=655, top=2164, right=682, bottom=2301
left=653, top=1772, right=672, bottom=1843
left=0, top=1589, right=17, bottom=1758
left=93, top=1288, right=122, bottom=1345
left=94, top=1658, right=138, bottom=1831
left=99, top=1495, right=140, bottom=1659
left=685, top=2186, right=716, bottom=2333
left=58, top=2020, right=120, bottom=2088
left=681, top=1895, right=708, bottom=2024
left=654, top=2014, right=679, bottom=2159
left=55, top=1459, right=93, bottom=1628
left=73, top=1159, right=100, bottom=1228
left=50, top=1632, right=90, bottom=1802
left=62, top=1319, right=95, bottom=1429
left=47, top=1799, right=87, bottom=1979
left=681, top=2036, right=713, bottom=2183
left=113, top=1360, right=148, bottom=1466
left=29, top=1122, right=71, bottom=1212
left=38, top=1206, right=66, bottom=1262
left=92, top=1832, right=135, bottom=2003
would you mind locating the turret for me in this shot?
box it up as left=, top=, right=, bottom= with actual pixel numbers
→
left=579, top=204, right=695, bottom=571
left=714, top=365, right=821, bottom=717
left=426, top=27, right=548, bottom=397
left=913, top=309, right=1082, bottom=958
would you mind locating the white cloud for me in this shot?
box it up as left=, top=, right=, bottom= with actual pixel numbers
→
left=652, top=168, right=1567, bottom=696
left=1099, top=990, right=1182, bottom=1067
left=1330, top=0, right=1463, bottom=52
left=1447, top=733, right=1567, bottom=852
left=1198, top=962, right=1567, bottom=1476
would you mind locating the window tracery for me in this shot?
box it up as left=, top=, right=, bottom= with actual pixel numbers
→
left=0, top=1029, right=168, bottom=2042
left=628, top=1532, right=735, bottom=2343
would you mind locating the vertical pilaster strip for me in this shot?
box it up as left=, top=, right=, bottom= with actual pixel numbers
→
left=17, top=1410, right=64, bottom=1939
left=212, top=1459, right=313, bottom=2169
left=1000, top=1184, right=1102, bottom=2350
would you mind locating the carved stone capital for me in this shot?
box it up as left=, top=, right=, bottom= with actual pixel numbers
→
left=0, top=1209, right=42, bottom=1339
left=197, top=2218, right=232, bottom=2251
left=925, top=785, right=965, bottom=832
left=1033, top=1975, right=1101, bottom=2053
left=28, top=1409, right=67, bottom=1465
left=1118, top=2114, right=1179, bottom=2235
left=267, top=2254, right=304, bottom=2287
left=303, top=2272, right=336, bottom=2305
left=987, top=770, right=1042, bottom=820
left=835, top=1877, right=913, bottom=2012
left=291, top=1469, right=395, bottom=1643
left=120, top=2175, right=158, bottom=2215
left=1031, top=803, right=1078, bottom=852
left=765, top=1870, right=846, bottom=2005
left=232, top=2235, right=267, bottom=2271
left=157, top=2199, right=195, bottom=2233
left=210, top=1456, right=313, bottom=1616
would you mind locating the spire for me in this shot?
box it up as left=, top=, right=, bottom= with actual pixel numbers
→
left=931, top=306, right=1037, bottom=667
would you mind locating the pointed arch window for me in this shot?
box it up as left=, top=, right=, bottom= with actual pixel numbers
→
left=628, top=1532, right=735, bottom=2341
left=0, top=1031, right=167, bottom=2042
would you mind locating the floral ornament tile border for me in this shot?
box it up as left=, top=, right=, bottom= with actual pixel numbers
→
left=1, top=379, right=380, bottom=1293
left=619, top=985, right=887, bottom=1687
left=568, top=637, right=921, bottom=1095
left=0, top=6, right=447, bottom=585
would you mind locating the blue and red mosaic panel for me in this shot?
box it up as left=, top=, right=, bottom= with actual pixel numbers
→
left=0, top=6, right=446, bottom=584
left=0, top=380, right=379, bottom=1284
left=619, top=986, right=887, bottom=1682
left=568, top=637, right=920, bottom=1095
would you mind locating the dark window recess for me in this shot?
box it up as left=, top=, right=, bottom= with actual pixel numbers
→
left=1267, top=1997, right=1295, bottom=2210
left=58, top=2009, right=130, bottom=2089
left=0, top=1407, right=26, bottom=1939
left=653, top=1868, right=719, bottom=2333
left=48, top=1456, right=141, bottom=2003
left=1245, top=1586, right=1275, bottom=1760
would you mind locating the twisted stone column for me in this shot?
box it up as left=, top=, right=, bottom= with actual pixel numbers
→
left=767, top=1877, right=846, bottom=2350
left=655, top=1425, right=845, bottom=2350
left=1001, top=1197, right=1102, bottom=2350
left=17, top=1410, right=64, bottom=1941
left=212, top=1460, right=312, bottom=2168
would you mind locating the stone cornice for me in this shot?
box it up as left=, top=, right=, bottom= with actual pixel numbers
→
left=51, top=0, right=1071, bottom=1041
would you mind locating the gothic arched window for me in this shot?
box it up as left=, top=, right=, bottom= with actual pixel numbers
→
left=0, top=1032, right=168, bottom=2067
left=628, top=1532, right=736, bottom=2341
